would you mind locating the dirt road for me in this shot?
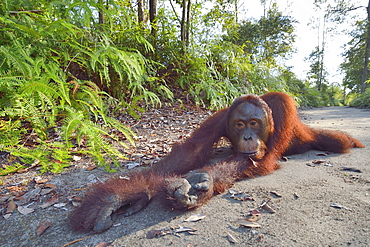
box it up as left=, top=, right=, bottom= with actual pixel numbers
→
left=1, top=106, right=369, bottom=247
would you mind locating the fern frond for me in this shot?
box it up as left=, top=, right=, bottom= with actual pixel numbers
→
left=106, top=117, right=135, bottom=146
left=63, top=110, right=84, bottom=147
left=0, top=119, right=24, bottom=149
left=0, top=163, right=25, bottom=176
left=0, top=46, right=34, bottom=78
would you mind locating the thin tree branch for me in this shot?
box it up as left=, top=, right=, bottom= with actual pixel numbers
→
left=9, top=10, right=43, bottom=14
left=168, top=0, right=181, bottom=25
left=331, top=5, right=365, bottom=14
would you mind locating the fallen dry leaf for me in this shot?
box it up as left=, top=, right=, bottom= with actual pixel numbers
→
left=71, top=196, right=82, bottom=207
left=62, top=236, right=92, bottom=247
left=228, top=189, right=240, bottom=194
left=312, top=160, right=326, bottom=164
left=36, top=220, right=52, bottom=236
left=72, top=155, right=82, bottom=161
left=6, top=200, right=16, bottom=213
left=94, top=242, right=112, bottom=247
left=16, top=187, right=41, bottom=205
left=245, top=214, right=259, bottom=222
left=293, top=193, right=299, bottom=199
left=126, top=162, right=141, bottom=169
left=146, top=229, right=166, bottom=239
left=228, top=190, right=254, bottom=201
left=3, top=213, right=12, bottom=219
left=184, top=214, right=206, bottom=222
left=146, top=226, right=197, bottom=239
left=281, top=156, right=289, bottom=161
left=18, top=205, right=34, bottom=215
left=227, top=232, right=238, bottom=243
left=270, top=191, right=282, bottom=198
left=330, top=203, right=351, bottom=210
left=6, top=185, right=24, bottom=193
left=235, top=219, right=261, bottom=228
left=306, top=163, right=317, bottom=167
left=40, top=196, right=59, bottom=209
left=340, top=167, right=362, bottom=173
left=54, top=202, right=67, bottom=208
left=249, top=209, right=261, bottom=215
left=316, top=152, right=331, bottom=156
left=40, top=188, right=54, bottom=196
left=261, top=203, right=276, bottom=213
left=43, top=184, right=57, bottom=189
left=34, top=177, right=49, bottom=184
left=86, top=165, right=97, bottom=171
left=174, top=226, right=197, bottom=233
left=0, top=194, right=11, bottom=204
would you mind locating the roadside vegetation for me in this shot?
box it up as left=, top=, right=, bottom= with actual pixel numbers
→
left=0, top=0, right=369, bottom=173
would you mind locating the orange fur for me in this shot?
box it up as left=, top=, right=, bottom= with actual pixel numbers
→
left=69, top=171, right=165, bottom=232
left=70, top=92, right=364, bottom=232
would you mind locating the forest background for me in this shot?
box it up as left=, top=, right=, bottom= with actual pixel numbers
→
left=0, top=0, right=369, bottom=173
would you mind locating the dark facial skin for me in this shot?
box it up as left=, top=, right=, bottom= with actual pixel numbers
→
left=227, top=102, right=271, bottom=159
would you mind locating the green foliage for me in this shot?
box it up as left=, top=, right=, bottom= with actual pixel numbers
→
left=8, top=144, right=71, bottom=173
left=175, top=41, right=247, bottom=109
left=0, top=63, right=134, bottom=172
left=306, top=46, right=328, bottom=91
left=0, top=119, right=25, bottom=148
left=0, top=163, right=26, bottom=176
left=2, top=0, right=365, bottom=175
left=293, top=82, right=344, bottom=107
left=340, top=20, right=367, bottom=92
left=350, top=87, right=370, bottom=108
left=0, top=1, right=148, bottom=173
left=157, top=1, right=298, bottom=109
left=278, top=68, right=344, bottom=107
left=224, top=3, right=296, bottom=64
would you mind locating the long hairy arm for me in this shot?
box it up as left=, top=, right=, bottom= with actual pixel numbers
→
left=70, top=108, right=230, bottom=233
left=152, top=108, right=228, bottom=175
left=69, top=171, right=165, bottom=233
left=165, top=154, right=280, bottom=210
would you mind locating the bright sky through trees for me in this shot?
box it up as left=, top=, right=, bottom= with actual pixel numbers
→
left=240, top=0, right=367, bottom=84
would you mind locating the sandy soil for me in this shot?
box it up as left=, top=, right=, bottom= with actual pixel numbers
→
left=1, top=106, right=369, bottom=247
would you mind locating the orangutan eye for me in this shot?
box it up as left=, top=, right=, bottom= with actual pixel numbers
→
left=250, top=120, right=258, bottom=127
left=236, top=121, right=245, bottom=129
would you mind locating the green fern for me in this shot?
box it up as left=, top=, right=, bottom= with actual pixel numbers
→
left=0, top=163, right=25, bottom=176
left=0, top=0, right=179, bottom=174
left=0, top=51, right=135, bottom=173
left=7, top=144, right=71, bottom=173
left=0, top=119, right=25, bottom=149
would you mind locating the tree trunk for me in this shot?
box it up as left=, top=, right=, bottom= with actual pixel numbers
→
left=181, top=0, right=187, bottom=43
left=138, top=0, right=145, bottom=24
left=235, top=0, right=238, bottom=23
left=361, top=0, right=370, bottom=93
left=185, top=0, right=191, bottom=46
left=98, top=0, right=105, bottom=25
left=149, top=0, right=157, bottom=36
left=318, top=18, right=326, bottom=91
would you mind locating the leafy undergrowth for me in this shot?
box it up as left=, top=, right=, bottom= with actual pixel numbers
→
left=0, top=103, right=213, bottom=194
left=0, top=102, right=236, bottom=240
